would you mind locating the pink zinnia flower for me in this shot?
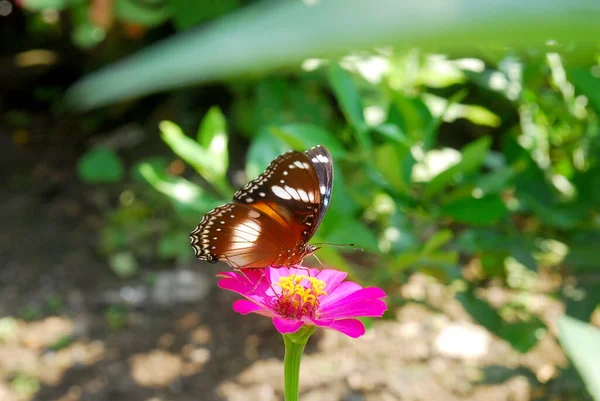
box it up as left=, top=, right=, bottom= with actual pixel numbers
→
left=217, top=266, right=387, bottom=338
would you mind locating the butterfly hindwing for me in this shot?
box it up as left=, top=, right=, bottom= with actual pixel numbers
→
left=190, top=203, right=296, bottom=269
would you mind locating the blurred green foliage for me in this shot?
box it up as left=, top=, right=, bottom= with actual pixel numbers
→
left=76, top=52, right=600, bottom=363
left=25, top=0, right=597, bottom=394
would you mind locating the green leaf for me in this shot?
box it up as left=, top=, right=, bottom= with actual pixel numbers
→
left=564, top=282, right=600, bottom=321
left=77, top=147, right=124, bottom=184
left=322, top=213, right=379, bottom=253
left=328, top=169, right=360, bottom=216
left=21, top=0, right=68, bottom=11
left=109, top=252, right=138, bottom=278
left=569, top=67, right=600, bottom=115
left=159, top=121, right=232, bottom=196
left=498, top=319, right=545, bottom=353
left=374, top=143, right=413, bottom=194
left=424, top=136, right=492, bottom=198
left=565, top=246, right=600, bottom=272
left=136, top=162, right=222, bottom=219
left=422, top=229, right=453, bottom=254
left=520, top=194, right=584, bottom=229
left=474, top=167, right=516, bottom=195
left=440, top=195, right=507, bottom=225
left=197, top=107, right=229, bottom=177
left=245, top=129, right=289, bottom=180
left=66, top=0, right=600, bottom=110
left=158, top=232, right=194, bottom=260
left=271, top=124, right=346, bottom=158
left=171, top=0, right=239, bottom=30
left=557, top=316, right=600, bottom=401
left=456, top=289, right=503, bottom=333
left=114, top=0, right=171, bottom=26
left=388, top=93, right=434, bottom=141
left=327, top=64, right=368, bottom=137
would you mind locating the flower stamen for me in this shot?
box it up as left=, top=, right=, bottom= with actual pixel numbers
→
left=275, top=274, right=327, bottom=319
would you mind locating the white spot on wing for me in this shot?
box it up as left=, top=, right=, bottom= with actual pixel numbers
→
left=297, top=189, right=309, bottom=202
left=320, top=185, right=326, bottom=194
left=271, top=185, right=292, bottom=200
left=233, top=220, right=261, bottom=242
left=284, top=185, right=301, bottom=201
left=248, top=210, right=260, bottom=219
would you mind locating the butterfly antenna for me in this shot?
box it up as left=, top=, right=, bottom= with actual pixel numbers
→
left=313, top=243, right=363, bottom=252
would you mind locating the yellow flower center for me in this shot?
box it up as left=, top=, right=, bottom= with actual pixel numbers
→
left=275, top=274, right=327, bottom=319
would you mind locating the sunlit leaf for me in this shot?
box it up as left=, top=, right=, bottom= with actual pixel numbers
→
left=136, top=162, right=222, bottom=219
left=67, top=0, right=600, bottom=109
left=197, top=106, right=229, bottom=177
left=328, top=64, right=369, bottom=138
left=424, top=136, right=492, bottom=198
left=557, top=316, right=600, bottom=401
left=114, top=0, right=170, bottom=26
left=159, top=120, right=232, bottom=196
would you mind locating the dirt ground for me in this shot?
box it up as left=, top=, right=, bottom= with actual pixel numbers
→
left=0, top=120, right=590, bottom=401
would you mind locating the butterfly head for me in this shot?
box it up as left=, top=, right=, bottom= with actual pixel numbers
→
left=302, top=243, right=320, bottom=259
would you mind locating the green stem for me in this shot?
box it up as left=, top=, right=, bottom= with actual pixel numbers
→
left=282, top=326, right=316, bottom=401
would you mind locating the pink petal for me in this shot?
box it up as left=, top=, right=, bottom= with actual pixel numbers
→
left=267, top=266, right=293, bottom=288
left=320, top=287, right=386, bottom=312
left=218, top=278, right=275, bottom=308
left=232, top=299, right=270, bottom=315
left=318, top=281, right=363, bottom=306
left=272, top=318, right=304, bottom=334
left=320, top=299, right=387, bottom=319
left=313, top=269, right=347, bottom=293
left=327, top=319, right=366, bottom=338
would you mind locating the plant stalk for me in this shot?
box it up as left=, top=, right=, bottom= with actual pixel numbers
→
left=282, top=326, right=316, bottom=401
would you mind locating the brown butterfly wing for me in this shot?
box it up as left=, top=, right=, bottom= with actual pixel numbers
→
left=190, top=203, right=296, bottom=269
left=233, top=146, right=333, bottom=243
left=190, top=145, right=334, bottom=269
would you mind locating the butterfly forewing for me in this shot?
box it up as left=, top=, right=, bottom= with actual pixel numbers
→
left=233, top=146, right=332, bottom=242
left=303, top=145, right=334, bottom=233
left=190, top=203, right=296, bottom=269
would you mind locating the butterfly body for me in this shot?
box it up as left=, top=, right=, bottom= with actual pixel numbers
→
left=190, top=145, right=333, bottom=270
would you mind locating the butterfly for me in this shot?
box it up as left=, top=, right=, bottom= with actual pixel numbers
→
left=190, top=145, right=333, bottom=271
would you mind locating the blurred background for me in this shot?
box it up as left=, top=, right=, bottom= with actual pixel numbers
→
left=2, top=0, right=600, bottom=400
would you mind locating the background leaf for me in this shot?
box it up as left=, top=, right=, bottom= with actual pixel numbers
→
left=557, top=316, right=600, bottom=401
left=77, top=147, right=124, bottom=184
